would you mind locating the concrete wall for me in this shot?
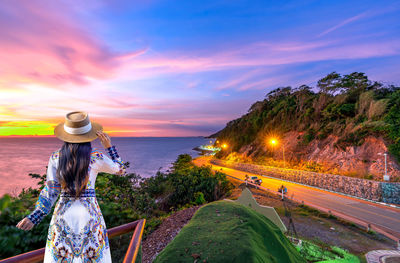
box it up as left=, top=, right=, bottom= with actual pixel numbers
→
left=210, top=159, right=400, bottom=204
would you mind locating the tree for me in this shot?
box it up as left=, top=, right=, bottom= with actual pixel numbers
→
left=317, top=72, right=342, bottom=94
left=266, top=86, right=292, bottom=101
left=340, top=72, right=369, bottom=92
left=248, top=101, right=264, bottom=113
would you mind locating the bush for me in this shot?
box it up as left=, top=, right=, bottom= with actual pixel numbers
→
left=142, top=154, right=233, bottom=210
left=368, top=99, right=388, bottom=119
left=193, top=192, right=206, bottom=205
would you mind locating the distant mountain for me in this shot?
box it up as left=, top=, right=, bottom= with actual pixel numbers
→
left=212, top=72, right=400, bottom=180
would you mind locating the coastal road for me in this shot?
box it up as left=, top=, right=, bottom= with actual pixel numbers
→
left=193, top=157, right=400, bottom=239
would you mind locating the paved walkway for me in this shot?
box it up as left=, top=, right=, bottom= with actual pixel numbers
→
left=366, top=250, right=400, bottom=263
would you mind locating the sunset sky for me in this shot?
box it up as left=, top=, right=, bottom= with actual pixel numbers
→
left=1, top=0, right=399, bottom=136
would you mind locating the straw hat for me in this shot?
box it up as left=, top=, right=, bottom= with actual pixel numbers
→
left=54, top=111, right=103, bottom=143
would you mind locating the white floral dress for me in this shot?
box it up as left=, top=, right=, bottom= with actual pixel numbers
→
left=27, top=145, right=127, bottom=263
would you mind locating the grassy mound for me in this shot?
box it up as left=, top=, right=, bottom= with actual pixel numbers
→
left=154, top=200, right=306, bottom=263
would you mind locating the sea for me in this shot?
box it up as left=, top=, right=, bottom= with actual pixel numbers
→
left=0, top=137, right=215, bottom=197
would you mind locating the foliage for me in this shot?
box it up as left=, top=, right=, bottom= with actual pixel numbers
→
left=140, top=154, right=233, bottom=210
left=296, top=240, right=360, bottom=263
left=0, top=154, right=233, bottom=260
left=214, top=72, right=400, bottom=162
left=193, top=192, right=206, bottom=205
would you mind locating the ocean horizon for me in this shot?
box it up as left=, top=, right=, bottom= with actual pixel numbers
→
left=0, top=136, right=215, bottom=197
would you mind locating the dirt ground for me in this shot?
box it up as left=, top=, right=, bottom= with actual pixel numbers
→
left=142, top=205, right=202, bottom=263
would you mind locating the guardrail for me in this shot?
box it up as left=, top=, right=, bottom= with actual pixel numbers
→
left=0, top=219, right=146, bottom=263
left=223, top=173, right=400, bottom=250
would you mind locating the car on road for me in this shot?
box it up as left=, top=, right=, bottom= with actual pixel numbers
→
left=248, top=176, right=262, bottom=185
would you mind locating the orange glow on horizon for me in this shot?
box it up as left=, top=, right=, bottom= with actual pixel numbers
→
left=0, top=121, right=57, bottom=136
left=0, top=121, right=139, bottom=137
left=0, top=121, right=197, bottom=137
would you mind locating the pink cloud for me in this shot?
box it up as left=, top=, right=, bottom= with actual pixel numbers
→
left=318, top=4, right=400, bottom=37
left=119, top=39, right=400, bottom=80
left=0, top=1, right=145, bottom=87
left=318, top=12, right=368, bottom=37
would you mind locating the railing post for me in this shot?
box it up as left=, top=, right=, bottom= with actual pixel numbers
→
left=123, top=219, right=146, bottom=263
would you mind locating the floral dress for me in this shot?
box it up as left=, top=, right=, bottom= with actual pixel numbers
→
left=26, top=145, right=127, bottom=263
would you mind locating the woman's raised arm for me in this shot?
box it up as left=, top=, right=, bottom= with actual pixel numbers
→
left=96, top=131, right=127, bottom=175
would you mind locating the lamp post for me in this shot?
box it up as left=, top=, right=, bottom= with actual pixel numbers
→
left=270, top=138, right=286, bottom=169
left=378, top=152, right=390, bottom=181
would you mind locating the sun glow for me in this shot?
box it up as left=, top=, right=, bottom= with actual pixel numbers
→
left=0, top=121, right=57, bottom=136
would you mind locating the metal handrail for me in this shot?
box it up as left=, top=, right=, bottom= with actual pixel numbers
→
left=0, top=219, right=146, bottom=263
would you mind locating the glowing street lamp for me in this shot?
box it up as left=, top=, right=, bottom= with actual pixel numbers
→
left=221, top=143, right=233, bottom=155
left=269, top=138, right=286, bottom=169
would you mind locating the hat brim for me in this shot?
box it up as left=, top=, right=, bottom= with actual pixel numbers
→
left=54, top=122, right=103, bottom=143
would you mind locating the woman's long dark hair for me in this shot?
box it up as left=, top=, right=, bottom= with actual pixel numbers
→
left=56, top=142, right=92, bottom=198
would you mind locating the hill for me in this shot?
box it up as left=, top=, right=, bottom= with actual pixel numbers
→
left=212, top=72, right=400, bottom=180
left=154, top=200, right=306, bottom=263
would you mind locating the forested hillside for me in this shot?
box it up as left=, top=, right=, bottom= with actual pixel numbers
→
left=212, top=72, right=400, bottom=180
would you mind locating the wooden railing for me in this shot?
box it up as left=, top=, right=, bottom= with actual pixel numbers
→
left=0, top=219, right=146, bottom=263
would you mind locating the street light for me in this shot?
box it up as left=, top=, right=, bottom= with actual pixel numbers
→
left=378, top=152, right=390, bottom=181
left=222, top=143, right=233, bottom=155
left=269, top=138, right=285, bottom=169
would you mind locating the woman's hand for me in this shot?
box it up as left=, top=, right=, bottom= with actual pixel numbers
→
left=96, top=131, right=112, bottom=149
left=16, top=217, right=34, bottom=231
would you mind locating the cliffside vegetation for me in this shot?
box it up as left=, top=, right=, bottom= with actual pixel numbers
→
left=213, top=72, right=400, bottom=163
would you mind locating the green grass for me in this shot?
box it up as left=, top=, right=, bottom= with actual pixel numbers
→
left=296, top=241, right=360, bottom=263
left=154, top=200, right=306, bottom=263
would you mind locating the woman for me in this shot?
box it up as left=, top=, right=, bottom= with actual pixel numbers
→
left=16, top=111, right=127, bottom=262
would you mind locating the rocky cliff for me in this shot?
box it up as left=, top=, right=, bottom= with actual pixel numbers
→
left=235, top=131, right=400, bottom=180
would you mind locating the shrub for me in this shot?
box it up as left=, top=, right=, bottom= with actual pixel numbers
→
left=357, top=91, right=374, bottom=115
left=193, top=192, right=206, bottom=205
left=368, top=99, right=388, bottom=119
